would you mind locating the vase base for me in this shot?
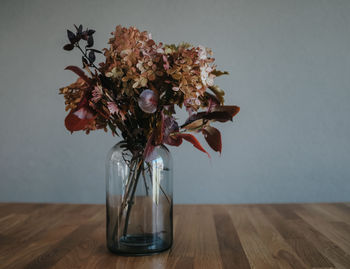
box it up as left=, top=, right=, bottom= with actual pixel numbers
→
left=107, top=233, right=172, bottom=256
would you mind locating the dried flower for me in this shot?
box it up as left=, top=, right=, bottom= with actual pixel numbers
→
left=60, top=24, right=239, bottom=157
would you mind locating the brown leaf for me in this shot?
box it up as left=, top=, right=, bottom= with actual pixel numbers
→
left=211, top=105, right=240, bottom=120
left=63, top=44, right=74, bottom=51
left=181, top=112, right=207, bottom=130
left=202, top=126, right=222, bottom=153
left=208, top=85, right=225, bottom=104
left=211, top=70, right=229, bottom=77
left=181, top=105, right=239, bottom=129
left=181, top=118, right=205, bottom=131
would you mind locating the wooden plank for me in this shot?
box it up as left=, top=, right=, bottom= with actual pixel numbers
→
left=193, top=205, right=223, bottom=269
left=276, top=205, right=350, bottom=269
left=295, top=204, right=350, bottom=254
left=292, top=220, right=350, bottom=269
left=2, top=205, right=103, bottom=269
left=165, top=205, right=223, bottom=269
left=169, top=205, right=197, bottom=258
left=228, top=205, right=279, bottom=269
left=0, top=203, right=349, bottom=268
left=3, top=223, right=81, bottom=269
left=0, top=204, right=68, bottom=264
left=213, top=205, right=251, bottom=269
left=0, top=213, right=29, bottom=235
left=244, top=206, right=310, bottom=269
left=23, top=222, right=102, bottom=269
left=0, top=203, right=45, bottom=219
left=259, top=205, right=335, bottom=268
left=319, top=204, right=350, bottom=223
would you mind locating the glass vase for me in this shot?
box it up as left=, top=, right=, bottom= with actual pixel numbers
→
left=106, top=142, right=173, bottom=255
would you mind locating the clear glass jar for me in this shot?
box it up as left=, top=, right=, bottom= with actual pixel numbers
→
left=106, top=142, right=173, bottom=255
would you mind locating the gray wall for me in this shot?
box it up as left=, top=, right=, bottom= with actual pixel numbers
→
left=0, top=0, right=349, bottom=204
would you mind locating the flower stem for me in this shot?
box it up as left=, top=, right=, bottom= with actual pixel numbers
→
left=76, top=43, right=100, bottom=71
left=122, top=158, right=143, bottom=237
left=112, top=159, right=138, bottom=242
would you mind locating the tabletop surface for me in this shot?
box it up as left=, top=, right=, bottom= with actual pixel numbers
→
left=0, top=203, right=349, bottom=269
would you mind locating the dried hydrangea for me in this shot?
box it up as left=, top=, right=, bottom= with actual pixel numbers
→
left=60, top=25, right=239, bottom=157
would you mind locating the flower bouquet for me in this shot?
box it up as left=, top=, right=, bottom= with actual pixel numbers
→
left=60, top=25, right=239, bottom=255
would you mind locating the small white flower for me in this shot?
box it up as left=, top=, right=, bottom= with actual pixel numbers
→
left=206, top=74, right=215, bottom=86
left=200, top=64, right=215, bottom=86
left=198, top=45, right=207, bottom=60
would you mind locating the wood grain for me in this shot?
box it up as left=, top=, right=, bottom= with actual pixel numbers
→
left=0, top=203, right=349, bottom=269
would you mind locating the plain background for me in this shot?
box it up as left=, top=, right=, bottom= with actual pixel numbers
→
left=0, top=0, right=349, bottom=204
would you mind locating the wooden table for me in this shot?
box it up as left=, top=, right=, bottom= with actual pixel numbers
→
left=0, top=203, right=349, bottom=269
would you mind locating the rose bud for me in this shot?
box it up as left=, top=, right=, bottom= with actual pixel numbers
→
left=138, top=89, right=158, bottom=113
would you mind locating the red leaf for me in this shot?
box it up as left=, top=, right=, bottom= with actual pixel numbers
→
left=65, top=108, right=95, bottom=132
left=65, top=65, right=91, bottom=84
left=202, top=126, right=222, bottom=153
left=144, top=132, right=156, bottom=162
left=65, top=97, right=95, bottom=132
left=177, top=133, right=210, bottom=158
left=162, top=113, right=182, bottom=146
left=166, top=134, right=183, bottom=146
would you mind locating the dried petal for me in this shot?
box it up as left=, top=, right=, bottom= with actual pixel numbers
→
left=162, top=55, right=170, bottom=70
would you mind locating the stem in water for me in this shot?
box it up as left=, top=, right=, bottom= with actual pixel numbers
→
left=122, top=158, right=143, bottom=237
